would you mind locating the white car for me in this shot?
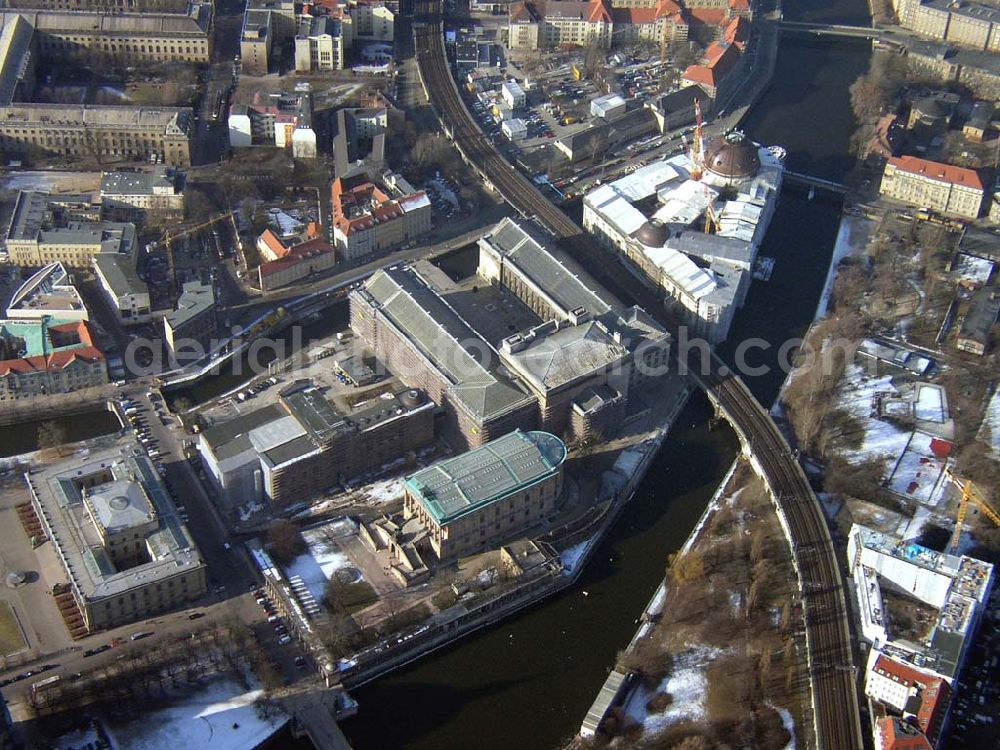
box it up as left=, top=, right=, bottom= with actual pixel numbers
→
left=278, top=635, right=292, bottom=645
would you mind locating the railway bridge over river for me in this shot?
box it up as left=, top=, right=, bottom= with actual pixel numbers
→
left=413, top=4, right=865, bottom=747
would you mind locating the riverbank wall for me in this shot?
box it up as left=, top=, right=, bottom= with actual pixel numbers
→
left=338, top=384, right=695, bottom=690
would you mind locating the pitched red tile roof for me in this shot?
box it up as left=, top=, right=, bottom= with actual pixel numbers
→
left=688, top=7, right=727, bottom=26
left=683, top=41, right=741, bottom=90
left=259, top=238, right=334, bottom=278
left=724, top=15, right=750, bottom=49
left=656, top=0, right=682, bottom=17
left=588, top=0, right=611, bottom=23
left=888, top=155, right=984, bottom=191
left=877, top=718, right=933, bottom=750
left=612, top=7, right=658, bottom=23
left=0, top=320, right=104, bottom=377
left=729, top=0, right=751, bottom=12
left=259, top=228, right=288, bottom=259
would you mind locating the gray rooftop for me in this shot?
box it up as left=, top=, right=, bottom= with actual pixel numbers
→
left=165, top=280, right=215, bottom=332
left=25, top=443, right=204, bottom=603
left=85, top=480, right=155, bottom=534
left=404, top=429, right=566, bottom=525
left=959, top=286, right=1000, bottom=345
left=480, top=217, right=612, bottom=319
left=359, top=266, right=534, bottom=421
left=0, top=14, right=32, bottom=106
left=94, top=253, right=147, bottom=297
left=501, top=319, right=629, bottom=392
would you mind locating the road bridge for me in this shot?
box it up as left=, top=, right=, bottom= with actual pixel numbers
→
left=776, top=19, right=881, bottom=39
left=414, top=4, right=864, bottom=747
left=785, top=171, right=849, bottom=195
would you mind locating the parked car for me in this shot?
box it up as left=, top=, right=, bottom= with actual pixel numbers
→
left=278, top=635, right=292, bottom=645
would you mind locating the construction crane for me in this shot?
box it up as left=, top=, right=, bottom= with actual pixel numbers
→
left=691, top=99, right=705, bottom=181
left=944, top=468, right=1000, bottom=553
left=704, top=203, right=720, bottom=234
left=160, top=212, right=233, bottom=294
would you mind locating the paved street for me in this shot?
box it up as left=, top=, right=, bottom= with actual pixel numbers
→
left=0, top=384, right=315, bottom=718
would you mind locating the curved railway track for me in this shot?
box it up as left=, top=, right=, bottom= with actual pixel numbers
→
left=413, top=5, right=863, bottom=747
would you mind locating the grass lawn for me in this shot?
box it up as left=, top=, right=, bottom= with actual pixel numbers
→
left=0, top=602, right=26, bottom=656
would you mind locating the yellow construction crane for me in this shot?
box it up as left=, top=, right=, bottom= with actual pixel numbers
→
left=704, top=203, right=720, bottom=234
left=161, top=211, right=233, bottom=293
left=944, top=468, right=1000, bottom=553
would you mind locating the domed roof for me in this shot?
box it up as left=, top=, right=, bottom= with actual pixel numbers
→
left=633, top=219, right=669, bottom=248
left=704, top=132, right=760, bottom=179
left=398, top=389, right=425, bottom=409
left=914, top=96, right=946, bottom=119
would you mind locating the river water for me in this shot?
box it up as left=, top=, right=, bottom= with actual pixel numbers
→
left=340, top=3, right=873, bottom=749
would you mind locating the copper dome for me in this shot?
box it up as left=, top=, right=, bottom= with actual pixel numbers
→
left=633, top=219, right=669, bottom=248
left=703, top=132, right=760, bottom=179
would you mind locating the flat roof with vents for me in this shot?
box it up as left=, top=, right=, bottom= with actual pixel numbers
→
left=404, top=429, right=566, bottom=525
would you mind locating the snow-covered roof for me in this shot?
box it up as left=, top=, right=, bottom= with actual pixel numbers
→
left=652, top=179, right=718, bottom=226
left=642, top=244, right=718, bottom=299
left=586, top=184, right=647, bottom=235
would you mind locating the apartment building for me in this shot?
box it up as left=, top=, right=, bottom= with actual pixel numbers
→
left=294, top=16, right=343, bottom=71
left=239, top=0, right=298, bottom=75
left=331, top=170, right=432, bottom=261
left=93, top=252, right=153, bottom=325
left=163, top=280, right=217, bottom=363
left=100, top=166, right=185, bottom=219
left=880, top=155, right=984, bottom=219
left=5, top=190, right=137, bottom=267
left=23, top=444, right=207, bottom=634
left=894, top=0, right=1000, bottom=52
left=293, top=2, right=395, bottom=73
left=228, top=91, right=317, bottom=158
left=403, top=429, right=567, bottom=559
left=0, top=317, right=106, bottom=399
left=507, top=0, right=743, bottom=50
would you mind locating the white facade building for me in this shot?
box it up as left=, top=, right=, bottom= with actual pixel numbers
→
left=502, top=118, right=528, bottom=141
left=501, top=79, right=526, bottom=109
left=582, top=133, right=783, bottom=344
left=591, top=93, right=626, bottom=120
left=5, top=262, right=87, bottom=321
left=847, top=524, right=994, bottom=680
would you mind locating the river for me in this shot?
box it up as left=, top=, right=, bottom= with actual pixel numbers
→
left=339, top=2, right=873, bottom=749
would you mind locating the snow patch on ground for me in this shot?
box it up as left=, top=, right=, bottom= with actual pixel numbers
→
left=54, top=724, right=100, bottom=750
left=625, top=646, right=721, bottom=734
left=103, top=679, right=288, bottom=750
left=773, top=705, right=796, bottom=750
left=978, top=387, right=1000, bottom=458
left=835, top=364, right=910, bottom=461
left=815, top=215, right=872, bottom=320
left=560, top=539, right=593, bottom=575
left=357, top=476, right=404, bottom=504
left=285, top=520, right=358, bottom=600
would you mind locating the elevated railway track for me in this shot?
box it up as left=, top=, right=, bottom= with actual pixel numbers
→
left=413, top=5, right=863, bottom=747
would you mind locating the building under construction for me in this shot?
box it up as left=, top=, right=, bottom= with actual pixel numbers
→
left=582, top=121, right=784, bottom=344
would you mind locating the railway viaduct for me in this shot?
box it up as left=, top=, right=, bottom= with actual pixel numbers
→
left=412, top=5, right=864, bottom=747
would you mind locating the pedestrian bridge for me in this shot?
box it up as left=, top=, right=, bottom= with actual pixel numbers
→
left=785, top=171, right=849, bottom=195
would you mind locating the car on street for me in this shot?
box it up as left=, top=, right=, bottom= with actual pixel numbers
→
left=188, top=612, right=205, bottom=620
